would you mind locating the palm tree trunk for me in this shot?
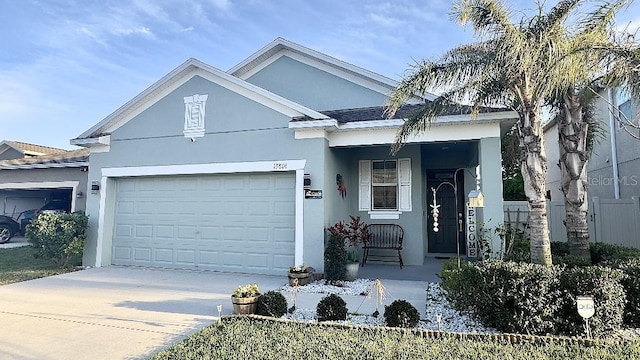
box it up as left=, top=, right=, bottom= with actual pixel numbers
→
left=559, top=92, right=590, bottom=261
left=519, top=104, right=553, bottom=266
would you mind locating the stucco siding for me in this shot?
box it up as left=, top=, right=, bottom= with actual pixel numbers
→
left=83, top=76, right=331, bottom=270
left=245, top=55, right=387, bottom=111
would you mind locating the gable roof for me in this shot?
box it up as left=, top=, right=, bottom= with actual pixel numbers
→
left=0, top=148, right=89, bottom=170
left=228, top=37, right=434, bottom=102
left=72, top=58, right=329, bottom=146
left=0, top=140, right=67, bottom=158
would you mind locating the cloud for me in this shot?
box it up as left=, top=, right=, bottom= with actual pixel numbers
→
left=113, top=26, right=154, bottom=37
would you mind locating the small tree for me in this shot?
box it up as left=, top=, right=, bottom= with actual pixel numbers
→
left=25, top=212, right=88, bottom=268
left=324, top=232, right=347, bottom=281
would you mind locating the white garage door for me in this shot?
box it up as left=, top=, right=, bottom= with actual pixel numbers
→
left=111, top=172, right=295, bottom=275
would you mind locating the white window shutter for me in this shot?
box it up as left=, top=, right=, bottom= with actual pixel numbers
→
left=359, top=160, right=371, bottom=211
left=398, top=158, right=412, bottom=211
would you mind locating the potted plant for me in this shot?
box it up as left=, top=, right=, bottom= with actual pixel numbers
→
left=327, top=215, right=372, bottom=281
left=288, top=264, right=313, bottom=286
left=231, top=283, right=260, bottom=315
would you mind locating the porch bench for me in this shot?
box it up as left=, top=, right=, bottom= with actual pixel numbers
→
left=362, top=224, right=404, bottom=268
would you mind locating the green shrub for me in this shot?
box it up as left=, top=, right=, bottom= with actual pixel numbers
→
left=590, top=242, right=640, bottom=264
left=609, top=259, right=640, bottom=327
left=317, top=294, right=347, bottom=321
left=447, top=260, right=562, bottom=335
left=556, top=266, right=625, bottom=337
left=25, top=212, right=88, bottom=268
left=551, top=241, right=570, bottom=256
left=440, top=260, right=629, bottom=337
left=257, top=291, right=288, bottom=318
left=384, top=300, right=420, bottom=328
left=324, top=233, right=346, bottom=281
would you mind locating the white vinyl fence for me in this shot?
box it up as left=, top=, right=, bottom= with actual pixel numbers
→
left=504, top=197, right=640, bottom=248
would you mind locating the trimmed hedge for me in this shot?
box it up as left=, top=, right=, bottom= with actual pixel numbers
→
left=612, top=259, right=640, bottom=327
left=440, top=260, right=629, bottom=337
left=324, top=233, right=346, bottom=281
left=557, top=266, right=626, bottom=337
left=384, top=300, right=420, bottom=328
left=257, top=291, right=288, bottom=318
left=441, top=260, right=561, bottom=335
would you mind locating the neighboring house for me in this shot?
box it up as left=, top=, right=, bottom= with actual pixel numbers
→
left=72, top=38, right=517, bottom=275
left=544, top=89, right=640, bottom=202
left=0, top=141, right=89, bottom=221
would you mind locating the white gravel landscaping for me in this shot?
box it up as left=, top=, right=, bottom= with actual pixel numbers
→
left=279, top=281, right=497, bottom=333
left=279, top=278, right=374, bottom=296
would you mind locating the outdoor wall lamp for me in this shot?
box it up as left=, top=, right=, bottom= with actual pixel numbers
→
left=91, top=181, right=100, bottom=194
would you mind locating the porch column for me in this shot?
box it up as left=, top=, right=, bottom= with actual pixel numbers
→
left=479, top=137, right=504, bottom=257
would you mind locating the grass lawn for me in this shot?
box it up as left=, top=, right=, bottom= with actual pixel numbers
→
left=0, top=246, right=74, bottom=285
left=152, top=317, right=640, bottom=360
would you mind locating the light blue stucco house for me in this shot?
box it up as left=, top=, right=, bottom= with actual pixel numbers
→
left=72, top=38, right=517, bottom=275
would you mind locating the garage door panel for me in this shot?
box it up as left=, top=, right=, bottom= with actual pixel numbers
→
left=112, top=172, right=295, bottom=274
left=155, top=249, right=173, bottom=263
left=117, top=201, right=135, bottom=215
left=135, top=225, right=153, bottom=238
left=134, top=247, right=153, bottom=262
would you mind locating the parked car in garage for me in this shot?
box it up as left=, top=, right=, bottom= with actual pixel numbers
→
left=0, top=215, right=20, bottom=244
left=35, top=199, right=71, bottom=215
left=10, top=200, right=72, bottom=240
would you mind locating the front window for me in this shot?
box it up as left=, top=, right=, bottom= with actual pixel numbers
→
left=371, top=160, right=398, bottom=210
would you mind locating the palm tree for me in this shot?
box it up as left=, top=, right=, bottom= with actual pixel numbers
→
left=550, top=0, right=639, bottom=260
left=386, top=0, right=590, bottom=265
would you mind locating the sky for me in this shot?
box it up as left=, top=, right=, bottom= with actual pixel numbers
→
left=1, top=0, right=639, bottom=150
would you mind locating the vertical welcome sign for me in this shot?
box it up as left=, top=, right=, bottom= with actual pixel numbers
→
left=466, top=202, right=477, bottom=258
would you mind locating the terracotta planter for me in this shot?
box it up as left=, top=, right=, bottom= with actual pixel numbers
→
left=231, top=295, right=260, bottom=315
left=288, top=272, right=311, bottom=286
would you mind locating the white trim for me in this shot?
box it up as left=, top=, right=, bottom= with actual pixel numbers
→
left=102, top=159, right=306, bottom=178
left=70, top=135, right=110, bottom=147
left=295, top=169, right=304, bottom=265
left=328, top=121, right=502, bottom=147
left=95, top=176, right=107, bottom=267
left=368, top=211, right=401, bottom=220
left=293, top=128, right=329, bottom=140
left=0, top=162, right=88, bottom=170
left=289, top=119, right=338, bottom=129
left=0, top=181, right=80, bottom=212
left=0, top=180, right=79, bottom=190
left=95, top=159, right=307, bottom=268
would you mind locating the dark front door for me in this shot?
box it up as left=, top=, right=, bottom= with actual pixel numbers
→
left=427, top=170, right=465, bottom=254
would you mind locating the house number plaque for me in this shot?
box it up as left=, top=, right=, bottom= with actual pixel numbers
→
left=273, top=162, right=288, bottom=170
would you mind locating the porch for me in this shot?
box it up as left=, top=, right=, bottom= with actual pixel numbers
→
left=358, top=256, right=450, bottom=282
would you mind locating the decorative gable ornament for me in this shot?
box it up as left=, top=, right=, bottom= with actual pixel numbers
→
left=183, top=94, right=208, bottom=138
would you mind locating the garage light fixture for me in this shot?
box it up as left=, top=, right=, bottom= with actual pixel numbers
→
left=91, top=181, right=100, bottom=194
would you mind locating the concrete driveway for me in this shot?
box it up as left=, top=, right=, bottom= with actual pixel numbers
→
left=0, top=266, right=429, bottom=359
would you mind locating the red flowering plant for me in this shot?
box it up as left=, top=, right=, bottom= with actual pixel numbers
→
left=327, top=215, right=372, bottom=262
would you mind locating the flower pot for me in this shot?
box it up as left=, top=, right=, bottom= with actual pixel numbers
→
left=288, top=272, right=311, bottom=286
left=231, top=295, right=260, bottom=315
left=345, top=261, right=359, bottom=281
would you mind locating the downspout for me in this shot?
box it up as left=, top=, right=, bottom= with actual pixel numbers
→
left=607, top=88, right=621, bottom=199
